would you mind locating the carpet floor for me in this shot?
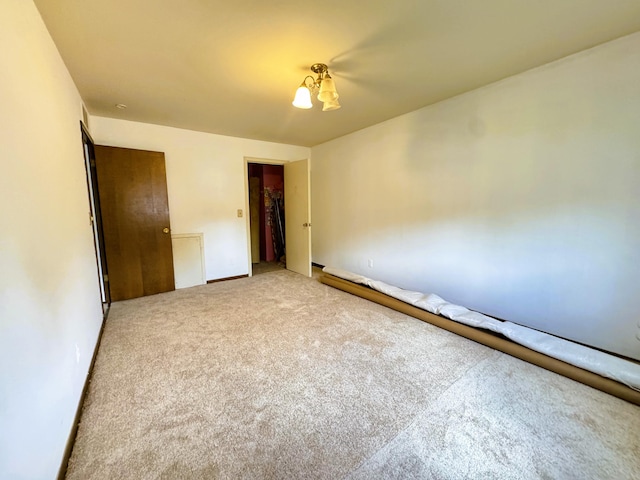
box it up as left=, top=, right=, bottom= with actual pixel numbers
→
left=251, top=261, right=285, bottom=276
left=66, top=270, right=640, bottom=479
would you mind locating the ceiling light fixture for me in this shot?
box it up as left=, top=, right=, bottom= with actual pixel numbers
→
left=292, top=63, right=341, bottom=111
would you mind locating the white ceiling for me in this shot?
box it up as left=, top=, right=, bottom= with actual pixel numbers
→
left=34, top=0, right=640, bottom=147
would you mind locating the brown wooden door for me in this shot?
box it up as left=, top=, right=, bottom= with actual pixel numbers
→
left=95, top=145, right=175, bottom=301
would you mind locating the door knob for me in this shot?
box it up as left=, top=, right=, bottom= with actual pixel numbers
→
left=162, top=227, right=170, bottom=234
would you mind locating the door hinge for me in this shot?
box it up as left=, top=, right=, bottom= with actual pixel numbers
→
left=90, top=158, right=96, bottom=167
left=103, top=274, right=109, bottom=282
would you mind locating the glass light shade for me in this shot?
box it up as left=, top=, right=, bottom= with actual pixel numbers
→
left=317, top=77, right=338, bottom=103
left=292, top=85, right=313, bottom=109
left=322, top=99, right=341, bottom=111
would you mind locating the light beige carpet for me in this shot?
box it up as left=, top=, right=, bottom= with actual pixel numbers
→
left=66, top=270, right=640, bottom=479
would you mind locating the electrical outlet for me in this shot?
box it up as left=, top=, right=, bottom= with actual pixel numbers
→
left=237, top=209, right=243, bottom=218
left=368, top=259, right=374, bottom=268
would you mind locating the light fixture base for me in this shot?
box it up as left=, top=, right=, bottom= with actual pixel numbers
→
left=310, top=63, right=328, bottom=75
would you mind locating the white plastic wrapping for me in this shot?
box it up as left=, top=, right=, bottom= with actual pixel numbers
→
left=323, top=266, right=640, bottom=391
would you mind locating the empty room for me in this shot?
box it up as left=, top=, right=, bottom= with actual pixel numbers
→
left=1, top=1, right=639, bottom=479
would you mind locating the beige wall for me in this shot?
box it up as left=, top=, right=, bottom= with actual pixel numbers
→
left=311, top=32, right=640, bottom=360
left=0, top=2, right=105, bottom=478
left=90, top=117, right=310, bottom=280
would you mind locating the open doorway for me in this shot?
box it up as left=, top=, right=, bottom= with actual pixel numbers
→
left=248, top=163, right=286, bottom=276
left=245, top=157, right=312, bottom=278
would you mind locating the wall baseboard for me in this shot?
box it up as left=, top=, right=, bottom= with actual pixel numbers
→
left=57, top=306, right=110, bottom=480
left=207, top=274, right=248, bottom=284
left=320, top=273, right=640, bottom=406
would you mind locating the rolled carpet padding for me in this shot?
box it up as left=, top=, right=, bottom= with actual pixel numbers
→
left=320, top=267, right=640, bottom=405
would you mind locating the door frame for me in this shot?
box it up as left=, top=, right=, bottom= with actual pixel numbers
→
left=80, top=121, right=110, bottom=315
left=243, top=156, right=310, bottom=277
